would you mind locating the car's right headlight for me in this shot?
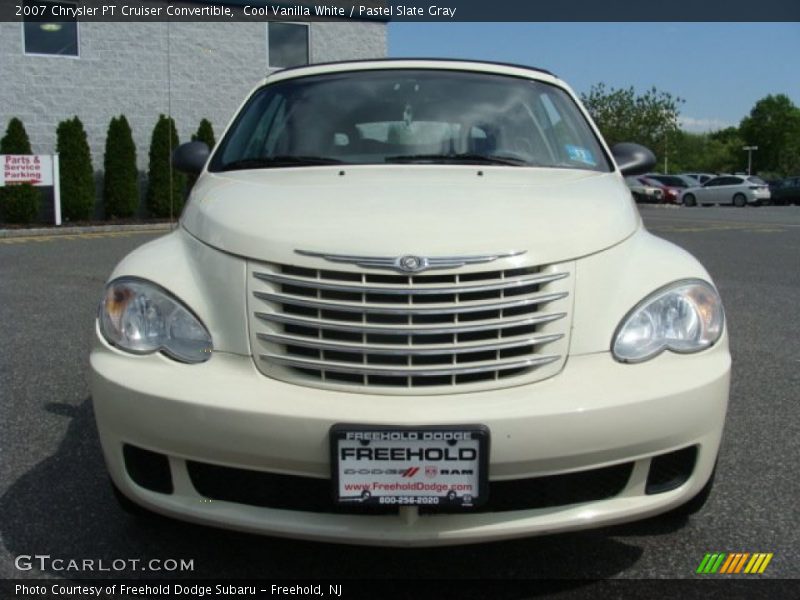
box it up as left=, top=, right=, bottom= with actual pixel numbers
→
left=612, top=279, right=724, bottom=363
left=98, top=277, right=212, bottom=363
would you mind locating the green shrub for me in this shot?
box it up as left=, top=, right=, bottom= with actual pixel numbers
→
left=0, top=184, right=40, bottom=223
left=0, top=118, right=40, bottom=224
left=1, top=117, right=33, bottom=153
left=187, top=118, right=215, bottom=191
left=145, top=115, right=184, bottom=218
left=56, top=116, right=95, bottom=221
left=192, top=118, right=216, bottom=148
left=103, top=115, right=139, bottom=218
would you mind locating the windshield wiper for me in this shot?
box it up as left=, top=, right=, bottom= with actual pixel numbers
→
left=221, top=156, right=344, bottom=171
left=384, top=153, right=529, bottom=166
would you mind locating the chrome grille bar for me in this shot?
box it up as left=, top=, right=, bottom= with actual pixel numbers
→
left=260, top=353, right=560, bottom=378
left=254, top=311, right=567, bottom=335
left=257, top=332, right=563, bottom=355
left=253, top=290, right=568, bottom=315
left=253, top=270, right=568, bottom=295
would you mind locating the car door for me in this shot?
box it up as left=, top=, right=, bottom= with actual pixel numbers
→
left=773, top=178, right=793, bottom=204
left=699, top=177, right=723, bottom=203
left=723, top=177, right=746, bottom=204
left=709, top=176, right=738, bottom=204
left=789, top=178, right=800, bottom=203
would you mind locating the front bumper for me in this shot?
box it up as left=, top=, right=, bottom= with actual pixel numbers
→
left=91, top=329, right=730, bottom=546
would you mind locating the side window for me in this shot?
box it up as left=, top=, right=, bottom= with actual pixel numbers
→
left=267, top=22, right=309, bottom=70
left=23, top=0, right=79, bottom=57
left=705, top=178, right=722, bottom=187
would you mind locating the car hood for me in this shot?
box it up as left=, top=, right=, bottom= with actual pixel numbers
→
left=181, top=166, right=639, bottom=266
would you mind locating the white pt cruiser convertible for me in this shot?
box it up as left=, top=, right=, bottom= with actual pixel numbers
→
left=91, top=59, right=730, bottom=546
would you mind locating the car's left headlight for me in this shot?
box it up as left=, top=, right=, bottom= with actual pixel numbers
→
left=612, top=279, right=724, bottom=363
left=98, top=277, right=213, bottom=363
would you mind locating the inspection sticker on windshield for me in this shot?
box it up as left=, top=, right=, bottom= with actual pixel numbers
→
left=331, top=425, right=489, bottom=508
left=565, top=144, right=597, bottom=166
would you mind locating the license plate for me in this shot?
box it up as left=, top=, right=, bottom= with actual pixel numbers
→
left=330, top=424, right=489, bottom=508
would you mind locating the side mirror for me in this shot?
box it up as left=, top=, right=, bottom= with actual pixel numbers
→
left=173, top=141, right=210, bottom=175
left=611, top=143, right=656, bottom=177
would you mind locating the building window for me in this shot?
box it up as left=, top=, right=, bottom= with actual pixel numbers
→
left=267, top=22, right=309, bottom=69
left=23, top=1, right=79, bottom=58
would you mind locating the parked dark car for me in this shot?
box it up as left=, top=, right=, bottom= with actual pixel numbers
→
left=647, top=173, right=697, bottom=189
left=769, top=177, right=800, bottom=205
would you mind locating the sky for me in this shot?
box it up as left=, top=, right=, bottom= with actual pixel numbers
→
left=389, top=22, right=800, bottom=133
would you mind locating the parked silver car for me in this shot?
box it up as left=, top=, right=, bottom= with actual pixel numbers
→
left=625, top=176, right=664, bottom=203
left=680, top=175, right=771, bottom=207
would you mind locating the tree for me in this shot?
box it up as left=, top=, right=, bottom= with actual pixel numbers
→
left=145, top=114, right=185, bottom=218
left=192, top=118, right=215, bottom=149
left=103, top=115, right=139, bottom=218
left=581, top=84, right=684, bottom=164
left=187, top=118, right=215, bottom=191
left=707, top=127, right=747, bottom=173
left=739, top=94, right=800, bottom=176
left=0, top=118, right=40, bottom=224
left=1, top=117, right=32, bottom=154
left=666, top=128, right=745, bottom=174
left=56, top=116, right=95, bottom=221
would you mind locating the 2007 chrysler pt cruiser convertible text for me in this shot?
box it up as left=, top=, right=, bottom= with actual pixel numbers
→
left=91, top=59, right=730, bottom=546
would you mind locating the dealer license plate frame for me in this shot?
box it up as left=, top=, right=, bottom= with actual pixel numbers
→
left=330, top=424, right=489, bottom=509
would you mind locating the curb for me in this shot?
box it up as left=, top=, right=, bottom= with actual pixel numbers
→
left=0, top=222, right=175, bottom=239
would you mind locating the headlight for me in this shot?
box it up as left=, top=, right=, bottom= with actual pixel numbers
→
left=612, top=279, right=724, bottom=363
left=99, top=278, right=212, bottom=363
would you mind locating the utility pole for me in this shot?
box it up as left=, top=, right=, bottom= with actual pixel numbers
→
left=664, top=134, right=668, bottom=174
left=743, top=146, right=758, bottom=175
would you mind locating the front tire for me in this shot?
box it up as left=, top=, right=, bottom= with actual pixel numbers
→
left=683, top=193, right=697, bottom=207
left=733, top=193, right=747, bottom=207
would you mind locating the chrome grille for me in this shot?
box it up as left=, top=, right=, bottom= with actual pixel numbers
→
left=249, top=260, right=572, bottom=393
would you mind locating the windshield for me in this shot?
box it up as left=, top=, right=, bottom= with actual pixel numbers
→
left=209, top=69, right=611, bottom=172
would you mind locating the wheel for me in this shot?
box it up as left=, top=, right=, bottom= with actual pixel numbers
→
left=733, top=193, right=747, bottom=207
left=663, top=466, right=716, bottom=519
left=683, top=193, right=696, bottom=207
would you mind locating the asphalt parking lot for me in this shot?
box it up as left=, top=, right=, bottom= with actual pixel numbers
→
left=1, top=207, right=798, bottom=592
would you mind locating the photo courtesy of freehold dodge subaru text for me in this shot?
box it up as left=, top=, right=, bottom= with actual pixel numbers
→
left=91, top=59, right=730, bottom=546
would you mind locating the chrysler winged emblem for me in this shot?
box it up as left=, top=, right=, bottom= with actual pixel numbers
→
left=295, top=249, right=526, bottom=273
left=396, top=255, right=427, bottom=272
